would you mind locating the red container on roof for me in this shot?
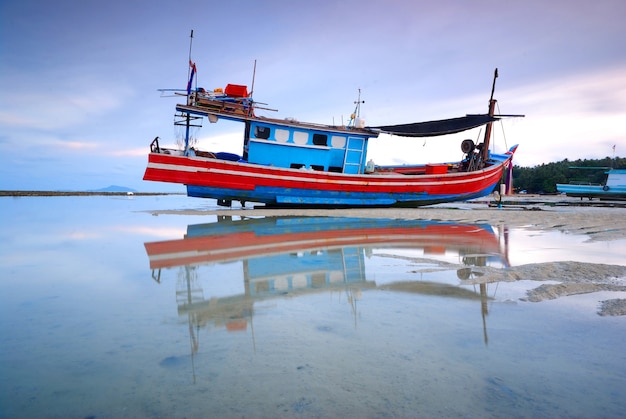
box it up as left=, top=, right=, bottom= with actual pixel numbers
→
left=225, top=84, right=248, bottom=98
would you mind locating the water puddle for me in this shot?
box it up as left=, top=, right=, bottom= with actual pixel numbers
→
left=1, top=199, right=625, bottom=418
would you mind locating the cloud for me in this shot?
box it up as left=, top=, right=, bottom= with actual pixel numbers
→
left=51, top=140, right=99, bottom=150
left=0, top=75, right=134, bottom=131
left=116, top=225, right=187, bottom=238
left=506, top=65, right=626, bottom=116
left=501, top=65, right=626, bottom=165
left=107, top=148, right=152, bottom=157
left=354, top=65, right=626, bottom=168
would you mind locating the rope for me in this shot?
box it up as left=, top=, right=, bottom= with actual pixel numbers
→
left=496, top=102, right=509, bottom=151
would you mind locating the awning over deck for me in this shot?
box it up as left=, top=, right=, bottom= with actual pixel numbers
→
left=371, top=114, right=498, bottom=137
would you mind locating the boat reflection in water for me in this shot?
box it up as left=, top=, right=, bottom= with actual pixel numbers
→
left=145, top=217, right=508, bottom=356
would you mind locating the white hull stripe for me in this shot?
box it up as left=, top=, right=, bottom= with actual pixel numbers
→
left=148, top=233, right=474, bottom=265
left=146, top=161, right=500, bottom=187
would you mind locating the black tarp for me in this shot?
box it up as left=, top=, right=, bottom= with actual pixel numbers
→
left=370, top=114, right=498, bottom=137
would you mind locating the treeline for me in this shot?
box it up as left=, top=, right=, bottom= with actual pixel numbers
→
left=512, top=156, right=625, bottom=194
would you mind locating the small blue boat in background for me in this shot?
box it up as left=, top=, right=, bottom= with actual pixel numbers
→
left=557, top=169, right=626, bottom=200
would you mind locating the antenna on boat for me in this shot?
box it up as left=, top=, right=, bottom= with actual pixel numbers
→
left=349, top=88, right=365, bottom=127
left=355, top=88, right=363, bottom=116
left=187, top=30, right=194, bottom=86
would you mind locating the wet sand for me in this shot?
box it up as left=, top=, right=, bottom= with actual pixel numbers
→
left=146, top=195, right=626, bottom=315
left=149, top=195, right=626, bottom=242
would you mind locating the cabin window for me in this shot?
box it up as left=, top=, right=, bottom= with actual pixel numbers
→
left=311, top=164, right=324, bottom=171
left=293, top=131, right=308, bottom=145
left=254, top=281, right=269, bottom=294
left=290, top=163, right=305, bottom=169
left=329, top=166, right=343, bottom=173
left=311, top=272, right=326, bottom=287
left=254, top=125, right=271, bottom=139
left=331, top=135, right=346, bottom=148
left=312, top=133, right=328, bottom=146
left=275, top=129, right=290, bottom=142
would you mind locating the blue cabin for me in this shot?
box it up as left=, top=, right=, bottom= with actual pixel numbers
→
left=176, top=102, right=377, bottom=175
left=244, top=119, right=372, bottom=174
left=245, top=120, right=375, bottom=174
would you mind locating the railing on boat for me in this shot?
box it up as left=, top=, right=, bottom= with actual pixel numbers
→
left=150, top=137, right=161, bottom=153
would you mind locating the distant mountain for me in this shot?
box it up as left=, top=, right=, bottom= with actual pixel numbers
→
left=91, top=185, right=138, bottom=193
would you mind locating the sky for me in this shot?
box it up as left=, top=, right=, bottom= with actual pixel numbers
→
left=1, top=0, right=625, bottom=192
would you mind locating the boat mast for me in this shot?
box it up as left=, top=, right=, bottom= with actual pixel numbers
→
left=184, top=30, right=194, bottom=155
left=250, top=60, right=257, bottom=98
left=481, top=68, right=498, bottom=162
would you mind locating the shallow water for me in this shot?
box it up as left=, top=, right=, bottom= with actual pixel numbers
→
left=1, top=195, right=625, bottom=418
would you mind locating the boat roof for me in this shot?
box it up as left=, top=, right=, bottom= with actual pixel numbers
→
left=176, top=104, right=379, bottom=137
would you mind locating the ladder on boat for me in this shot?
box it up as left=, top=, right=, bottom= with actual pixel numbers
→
left=343, top=137, right=366, bottom=174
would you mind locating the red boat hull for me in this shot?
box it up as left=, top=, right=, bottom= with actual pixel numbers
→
left=143, top=151, right=514, bottom=207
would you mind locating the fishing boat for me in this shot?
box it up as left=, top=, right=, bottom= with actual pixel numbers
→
left=557, top=169, right=626, bottom=200
left=143, top=38, right=520, bottom=207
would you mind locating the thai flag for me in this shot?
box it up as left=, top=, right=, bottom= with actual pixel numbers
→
left=187, top=60, right=196, bottom=94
